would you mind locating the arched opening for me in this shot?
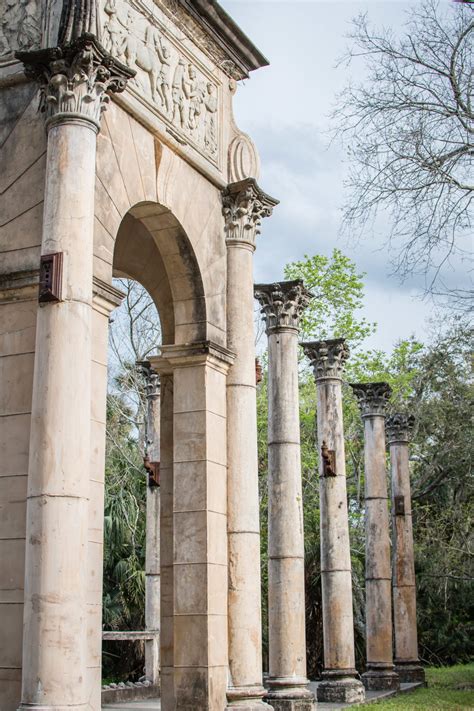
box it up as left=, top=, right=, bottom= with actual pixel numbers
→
left=95, top=201, right=230, bottom=707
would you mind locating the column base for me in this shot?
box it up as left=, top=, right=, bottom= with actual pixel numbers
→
left=362, top=667, right=400, bottom=691
left=317, top=670, right=365, bottom=704
left=395, top=661, right=426, bottom=685
left=265, top=677, right=315, bottom=710
left=227, top=686, right=274, bottom=710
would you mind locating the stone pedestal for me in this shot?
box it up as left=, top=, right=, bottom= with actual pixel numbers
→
left=255, top=281, right=315, bottom=711
left=222, top=179, right=278, bottom=710
left=15, top=36, right=132, bottom=711
left=351, top=383, right=399, bottom=692
left=386, top=415, right=425, bottom=686
left=302, top=340, right=365, bottom=705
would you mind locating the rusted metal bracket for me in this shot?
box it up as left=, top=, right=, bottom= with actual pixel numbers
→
left=144, top=456, right=160, bottom=488
left=39, top=252, right=63, bottom=303
left=394, top=495, right=405, bottom=515
left=321, top=441, right=336, bottom=477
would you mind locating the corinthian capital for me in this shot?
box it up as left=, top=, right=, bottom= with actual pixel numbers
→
left=350, top=382, right=392, bottom=418
left=254, top=280, right=312, bottom=334
left=16, top=34, right=135, bottom=131
left=386, top=413, right=415, bottom=444
left=222, top=178, right=279, bottom=250
left=301, top=338, right=349, bottom=380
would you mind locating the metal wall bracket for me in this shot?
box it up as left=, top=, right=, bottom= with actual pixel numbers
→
left=144, top=456, right=160, bottom=488
left=321, top=441, right=336, bottom=477
left=39, top=252, right=63, bottom=303
left=394, top=495, right=405, bottom=515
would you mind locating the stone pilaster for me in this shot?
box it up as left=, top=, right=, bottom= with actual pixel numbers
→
left=223, top=179, right=278, bottom=710
left=302, top=340, right=365, bottom=704
left=15, top=35, right=133, bottom=711
left=150, top=342, right=236, bottom=711
left=255, top=281, right=315, bottom=711
left=141, top=364, right=161, bottom=686
left=386, top=415, right=425, bottom=685
left=351, top=383, right=399, bottom=692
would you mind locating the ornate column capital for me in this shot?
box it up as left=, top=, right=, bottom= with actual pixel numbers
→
left=301, top=338, right=349, bottom=381
left=137, top=361, right=161, bottom=400
left=350, top=382, right=392, bottom=418
left=16, top=33, right=135, bottom=132
left=386, top=413, right=415, bottom=444
left=254, top=279, right=313, bottom=334
left=222, top=177, right=279, bottom=250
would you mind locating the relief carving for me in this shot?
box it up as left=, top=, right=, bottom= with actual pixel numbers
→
left=0, top=0, right=42, bottom=60
left=102, top=0, right=220, bottom=162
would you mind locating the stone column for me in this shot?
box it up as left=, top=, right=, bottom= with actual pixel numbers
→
left=351, top=383, right=399, bottom=691
left=150, top=341, right=235, bottom=711
left=15, top=35, right=132, bottom=711
left=254, top=281, right=315, bottom=711
left=302, top=340, right=366, bottom=704
left=142, top=365, right=161, bottom=686
left=386, top=414, right=425, bottom=685
left=222, top=178, right=278, bottom=710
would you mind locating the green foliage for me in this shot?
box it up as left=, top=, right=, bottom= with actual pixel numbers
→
left=284, top=248, right=376, bottom=348
left=102, top=393, right=147, bottom=681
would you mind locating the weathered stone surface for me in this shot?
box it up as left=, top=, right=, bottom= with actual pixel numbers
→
left=352, top=382, right=399, bottom=693
left=389, top=415, right=425, bottom=688
left=317, top=677, right=366, bottom=703
left=1, top=2, right=273, bottom=709
left=256, top=281, right=313, bottom=707
left=302, top=339, right=364, bottom=703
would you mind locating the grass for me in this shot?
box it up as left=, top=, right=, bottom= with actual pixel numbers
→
left=372, top=663, right=474, bottom=709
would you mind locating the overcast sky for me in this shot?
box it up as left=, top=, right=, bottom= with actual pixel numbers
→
left=219, top=0, right=463, bottom=352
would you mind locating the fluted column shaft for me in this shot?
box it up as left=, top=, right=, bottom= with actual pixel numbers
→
left=303, top=340, right=365, bottom=704
left=387, top=416, right=425, bottom=685
left=351, top=383, right=399, bottom=692
left=255, top=281, right=314, bottom=711
left=15, top=36, right=133, bottom=711
left=223, top=179, right=277, bottom=710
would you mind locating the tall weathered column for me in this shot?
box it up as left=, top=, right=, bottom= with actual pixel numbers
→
left=15, top=30, right=132, bottom=711
left=142, top=365, right=161, bottom=686
left=254, top=281, right=315, bottom=711
left=302, top=339, right=366, bottom=704
left=222, top=179, right=278, bottom=710
left=351, top=383, right=399, bottom=691
left=386, top=414, right=425, bottom=685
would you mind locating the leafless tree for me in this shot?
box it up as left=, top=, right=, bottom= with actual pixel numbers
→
left=108, top=278, right=162, bottom=435
left=334, top=0, right=473, bottom=306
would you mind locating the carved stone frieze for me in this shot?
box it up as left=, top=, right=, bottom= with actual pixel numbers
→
left=301, top=338, right=349, bottom=381
left=101, top=0, right=221, bottom=162
left=350, top=382, right=392, bottom=418
left=0, top=0, right=42, bottom=61
left=222, top=178, right=278, bottom=250
left=254, top=279, right=313, bottom=334
left=16, top=33, right=135, bottom=130
left=386, top=413, right=415, bottom=444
